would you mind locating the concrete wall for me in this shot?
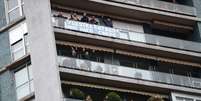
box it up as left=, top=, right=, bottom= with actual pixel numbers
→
left=24, top=0, right=63, bottom=101
left=0, top=0, right=11, bottom=68
left=0, top=0, right=16, bottom=100
left=0, top=71, right=17, bottom=101
left=0, top=0, right=6, bottom=28
left=0, top=32, right=11, bottom=68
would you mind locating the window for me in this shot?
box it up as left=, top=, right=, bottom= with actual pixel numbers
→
left=9, top=23, right=29, bottom=61
left=14, top=64, right=34, bottom=100
left=11, top=39, right=25, bottom=60
left=6, top=0, right=24, bottom=22
left=172, top=92, right=201, bottom=101
left=176, top=97, right=193, bottom=101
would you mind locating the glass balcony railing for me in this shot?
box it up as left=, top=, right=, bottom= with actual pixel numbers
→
left=52, top=17, right=201, bottom=53
left=108, top=0, right=197, bottom=16
left=58, top=56, right=201, bottom=89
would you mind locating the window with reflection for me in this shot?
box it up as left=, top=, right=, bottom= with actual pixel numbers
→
left=7, top=0, right=24, bottom=22
left=14, top=63, right=34, bottom=100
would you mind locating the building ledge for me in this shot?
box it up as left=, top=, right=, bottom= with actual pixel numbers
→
left=19, top=92, right=35, bottom=101
left=0, top=54, right=30, bottom=74
left=0, top=16, right=25, bottom=33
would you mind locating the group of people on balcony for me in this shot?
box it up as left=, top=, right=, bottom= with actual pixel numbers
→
left=54, top=11, right=113, bottom=27
left=71, top=47, right=92, bottom=60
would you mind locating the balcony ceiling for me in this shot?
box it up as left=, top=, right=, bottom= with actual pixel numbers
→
left=51, top=0, right=197, bottom=26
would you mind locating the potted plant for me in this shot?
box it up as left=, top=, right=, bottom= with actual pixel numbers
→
left=147, top=96, right=164, bottom=101
left=70, top=88, right=85, bottom=100
left=105, top=92, right=122, bottom=101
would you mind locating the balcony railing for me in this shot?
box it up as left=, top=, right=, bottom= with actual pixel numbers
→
left=52, top=17, right=201, bottom=53
left=108, top=0, right=197, bottom=16
left=58, top=56, right=201, bottom=89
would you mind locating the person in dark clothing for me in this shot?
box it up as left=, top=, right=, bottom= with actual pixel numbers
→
left=98, top=16, right=106, bottom=26
left=106, top=18, right=113, bottom=27
left=80, top=13, right=89, bottom=23
left=89, top=16, right=98, bottom=25
left=103, top=17, right=113, bottom=27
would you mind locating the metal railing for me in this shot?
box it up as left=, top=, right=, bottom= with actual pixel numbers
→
left=52, top=17, right=201, bottom=53
left=108, top=0, right=197, bottom=16
left=58, top=56, right=201, bottom=89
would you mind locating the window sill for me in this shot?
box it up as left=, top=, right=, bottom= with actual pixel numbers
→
left=19, top=92, right=35, bottom=101
left=0, top=54, right=30, bottom=75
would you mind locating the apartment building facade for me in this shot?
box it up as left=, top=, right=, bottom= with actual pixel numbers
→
left=0, top=0, right=201, bottom=101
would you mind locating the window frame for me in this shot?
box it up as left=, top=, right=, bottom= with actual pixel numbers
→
left=24, top=33, right=30, bottom=53
left=175, top=96, right=193, bottom=101
left=5, top=0, right=24, bottom=23
left=9, top=22, right=29, bottom=61
left=14, top=63, right=34, bottom=100
left=11, top=39, right=25, bottom=61
left=172, top=92, right=201, bottom=101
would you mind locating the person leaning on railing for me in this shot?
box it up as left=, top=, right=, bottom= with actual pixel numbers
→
left=103, top=17, right=113, bottom=27
left=54, top=11, right=113, bottom=28
left=70, top=12, right=80, bottom=21
left=81, top=13, right=89, bottom=23
left=89, top=16, right=98, bottom=25
left=97, top=16, right=113, bottom=28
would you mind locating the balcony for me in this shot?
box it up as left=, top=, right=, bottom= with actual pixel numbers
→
left=58, top=56, right=201, bottom=89
left=106, top=0, right=197, bottom=16
left=52, top=17, right=201, bottom=53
